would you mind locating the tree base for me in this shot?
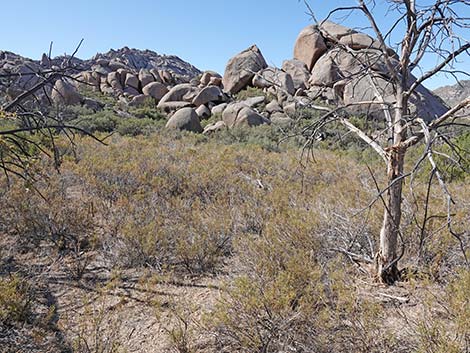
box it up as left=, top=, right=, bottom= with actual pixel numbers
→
left=377, top=263, right=401, bottom=285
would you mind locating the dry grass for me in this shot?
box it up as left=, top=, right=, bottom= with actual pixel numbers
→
left=0, top=129, right=468, bottom=352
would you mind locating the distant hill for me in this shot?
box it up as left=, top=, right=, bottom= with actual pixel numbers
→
left=0, top=46, right=201, bottom=88
left=434, top=79, right=470, bottom=113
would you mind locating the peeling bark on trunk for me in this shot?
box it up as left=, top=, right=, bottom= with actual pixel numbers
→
left=377, top=148, right=404, bottom=284
left=376, top=89, right=407, bottom=284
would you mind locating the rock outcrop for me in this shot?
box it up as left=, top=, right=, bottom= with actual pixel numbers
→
left=51, top=79, right=82, bottom=106
left=222, top=45, right=267, bottom=94
left=434, top=80, right=470, bottom=115
left=0, top=47, right=202, bottom=108
left=0, top=22, right=452, bottom=137
left=293, top=21, right=448, bottom=121
left=165, top=107, right=203, bottom=133
left=293, top=26, right=327, bottom=71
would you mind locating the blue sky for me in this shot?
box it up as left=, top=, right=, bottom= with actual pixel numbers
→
left=1, top=0, right=468, bottom=89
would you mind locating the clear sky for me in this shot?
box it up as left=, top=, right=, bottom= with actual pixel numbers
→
left=1, top=0, right=468, bottom=89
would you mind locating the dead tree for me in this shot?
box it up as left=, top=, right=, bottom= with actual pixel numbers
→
left=302, top=0, right=470, bottom=283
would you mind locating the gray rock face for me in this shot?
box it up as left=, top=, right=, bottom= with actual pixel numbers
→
left=203, top=120, right=226, bottom=135
left=107, top=71, right=123, bottom=91
left=200, top=71, right=222, bottom=86
left=318, top=21, right=355, bottom=41
left=195, top=105, right=211, bottom=119
left=129, top=94, right=150, bottom=107
left=309, top=50, right=341, bottom=87
left=211, top=103, right=228, bottom=115
left=222, top=102, right=269, bottom=128
left=158, top=84, right=200, bottom=107
left=296, top=21, right=449, bottom=121
left=434, top=80, right=469, bottom=113
left=91, top=47, right=201, bottom=83
left=282, top=59, right=310, bottom=90
left=240, top=96, right=266, bottom=108
left=51, top=79, right=82, bottom=105
left=252, top=67, right=295, bottom=95
left=165, top=107, right=203, bottom=133
left=293, top=26, right=327, bottom=71
left=125, top=73, right=139, bottom=90
left=222, top=45, right=268, bottom=94
left=339, top=33, right=380, bottom=50
left=139, top=69, right=155, bottom=88
left=143, top=82, right=169, bottom=100
left=192, top=86, right=225, bottom=106
left=158, top=101, right=193, bottom=113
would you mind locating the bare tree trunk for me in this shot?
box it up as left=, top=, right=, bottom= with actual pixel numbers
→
left=377, top=149, right=404, bottom=283
left=376, top=90, right=407, bottom=284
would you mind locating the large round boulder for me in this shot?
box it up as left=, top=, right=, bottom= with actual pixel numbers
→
left=309, top=50, right=341, bottom=87
left=192, top=86, right=226, bottom=106
left=293, top=25, right=327, bottom=71
left=165, top=108, right=203, bottom=133
left=51, top=79, right=82, bottom=106
left=158, top=84, right=200, bottom=107
left=143, top=82, right=169, bottom=100
left=222, top=102, right=270, bottom=128
left=222, top=45, right=268, bottom=94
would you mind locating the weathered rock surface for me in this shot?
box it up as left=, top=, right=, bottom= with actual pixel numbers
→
left=200, top=71, right=222, bottom=86
left=203, top=120, right=226, bottom=134
left=192, top=86, right=225, bottom=106
left=318, top=21, right=355, bottom=41
left=222, top=45, right=267, bottom=94
left=51, top=79, right=82, bottom=105
left=142, top=82, right=169, bottom=100
left=211, top=103, right=228, bottom=115
left=434, top=80, right=469, bottom=114
left=165, top=107, right=203, bottom=133
left=195, top=105, right=211, bottom=119
left=297, top=21, right=448, bottom=121
left=293, top=26, right=327, bottom=71
left=158, top=84, right=200, bottom=107
left=282, top=59, right=310, bottom=90
left=309, top=50, right=341, bottom=87
left=252, top=67, right=295, bottom=95
left=222, top=102, right=269, bottom=128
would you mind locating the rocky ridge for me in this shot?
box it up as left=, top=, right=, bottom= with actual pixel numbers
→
left=0, top=21, right=450, bottom=134
left=434, top=79, right=470, bottom=115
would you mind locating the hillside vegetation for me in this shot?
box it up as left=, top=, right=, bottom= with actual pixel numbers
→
left=0, top=123, right=469, bottom=352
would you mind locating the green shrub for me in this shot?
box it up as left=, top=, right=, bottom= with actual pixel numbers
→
left=127, top=101, right=163, bottom=117
left=235, top=86, right=266, bottom=101
left=71, top=110, right=119, bottom=133
left=0, top=275, right=33, bottom=325
left=116, top=117, right=163, bottom=136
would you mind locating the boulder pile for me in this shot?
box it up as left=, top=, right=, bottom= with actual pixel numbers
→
left=0, top=21, right=449, bottom=134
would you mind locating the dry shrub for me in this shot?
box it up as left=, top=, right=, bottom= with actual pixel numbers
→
left=0, top=275, right=33, bottom=325
left=0, top=169, right=97, bottom=279
left=413, top=269, right=470, bottom=353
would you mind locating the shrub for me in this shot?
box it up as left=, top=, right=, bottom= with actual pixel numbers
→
left=0, top=172, right=97, bottom=279
left=71, top=110, right=119, bottom=133
left=0, top=275, right=33, bottom=325
left=414, top=269, right=470, bottom=353
left=234, top=86, right=266, bottom=101
left=116, top=117, right=163, bottom=136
